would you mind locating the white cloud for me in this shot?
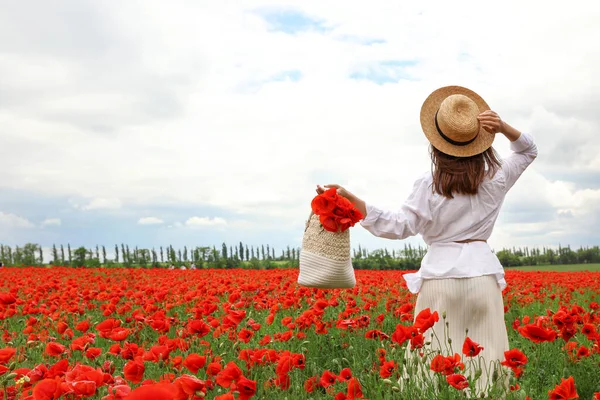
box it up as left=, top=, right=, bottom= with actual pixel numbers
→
left=185, top=217, right=227, bottom=228
left=81, top=198, right=122, bottom=211
left=138, top=217, right=164, bottom=225
left=0, top=1, right=599, bottom=247
left=41, top=218, right=61, bottom=227
left=0, top=212, right=34, bottom=229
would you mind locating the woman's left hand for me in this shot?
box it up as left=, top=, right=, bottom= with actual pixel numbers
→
left=316, top=184, right=368, bottom=219
left=316, top=184, right=350, bottom=199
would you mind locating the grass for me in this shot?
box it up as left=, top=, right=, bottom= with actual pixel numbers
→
left=509, top=263, right=600, bottom=272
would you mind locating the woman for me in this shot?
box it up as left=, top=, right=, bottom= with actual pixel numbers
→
left=319, top=86, right=537, bottom=396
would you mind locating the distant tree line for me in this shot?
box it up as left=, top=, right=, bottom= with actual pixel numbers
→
left=495, top=245, right=600, bottom=267
left=0, top=243, right=598, bottom=269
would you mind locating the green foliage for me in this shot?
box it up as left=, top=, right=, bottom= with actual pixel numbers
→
left=1, top=242, right=600, bottom=272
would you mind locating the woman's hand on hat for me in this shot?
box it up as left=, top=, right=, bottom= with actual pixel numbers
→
left=477, top=110, right=505, bottom=134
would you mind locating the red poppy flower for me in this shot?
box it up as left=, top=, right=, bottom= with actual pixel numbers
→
left=238, top=329, right=254, bottom=343
left=518, top=324, right=557, bottom=343
left=413, top=308, right=439, bottom=333
left=347, top=377, right=364, bottom=399
left=391, top=324, right=415, bottom=346
left=183, top=354, right=206, bottom=374
left=338, top=368, right=353, bottom=381
left=126, top=382, right=181, bottom=400
left=206, top=362, right=222, bottom=376
left=215, top=362, right=242, bottom=388
left=446, top=374, right=469, bottom=390
left=304, top=376, right=319, bottom=393
left=187, top=319, right=211, bottom=337
left=70, top=380, right=97, bottom=397
left=0, top=347, right=16, bottom=364
left=320, top=370, right=338, bottom=388
left=45, top=342, right=66, bottom=357
left=0, top=293, right=16, bottom=305
left=548, top=376, right=578, bottom=400
left=32, top=378, right=66, bottom=400
left=174, top=374, right=206, bottom=396
left=462, top=337, right=484, bottom=357
left=379, top=360, right=397, bottom=378
left=365, top=330, right=389, bottom=340
left=237, top=376, right=257, bottom=400
left=501, top=348, right=528, bottom=377
left=85, top=347, right=102, bottom=360
left=123, top=359, right=145, bottom=384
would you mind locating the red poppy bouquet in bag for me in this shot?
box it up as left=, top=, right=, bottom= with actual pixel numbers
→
left=310, top=188, right=364, bottom=233
left=298, top=188, right=364, bottom=289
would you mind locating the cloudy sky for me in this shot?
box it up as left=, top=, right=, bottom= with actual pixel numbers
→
left=1, top=0, right=599, bottom=257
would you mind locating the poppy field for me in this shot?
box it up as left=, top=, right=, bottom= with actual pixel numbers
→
left=0, top=267, right=599, bottom=399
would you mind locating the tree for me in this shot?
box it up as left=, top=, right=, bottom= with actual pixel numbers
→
left=102, top=246, right=107, bottom=264
left=60, top=245, right=65, bottom=265
left=245, top=245, right=249, bottom=262
left=169, top=246, right=177, bottom=264
left=73, top=247, right=87, bottom=267
left=19, top=243, right=40, bottom=266
left=239, top=242, right=244, bottom=261
left=115, top=245, right=119, bottom=263
left=160, top=247, right=164, bottom=263
left=52, top=244, right=59, bottom=264
left=222, top=243, right=228, bottom=260
left=38, top=246, right=43, bottom=265
left=183, top=246, right=188, bottom=262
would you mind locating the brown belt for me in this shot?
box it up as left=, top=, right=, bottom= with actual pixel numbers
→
left=454, top=239, right=487, bottom=243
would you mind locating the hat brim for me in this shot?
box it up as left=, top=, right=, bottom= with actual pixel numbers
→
left=420, top=86, right=494, bottom=157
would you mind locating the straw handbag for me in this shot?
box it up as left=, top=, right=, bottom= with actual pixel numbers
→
left=298, top=212, right=356, bottom=289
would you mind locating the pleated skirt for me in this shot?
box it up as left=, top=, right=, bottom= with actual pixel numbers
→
left=403, top=275, right=510, bottom=397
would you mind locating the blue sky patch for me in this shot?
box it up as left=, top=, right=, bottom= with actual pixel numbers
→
left=350, top=60, right=418, bottom=84
left=255, top=8, right=329, bottom=34
left=269, top=70, right=302, bottom=82
left=336, top=35, right=386, bottom=46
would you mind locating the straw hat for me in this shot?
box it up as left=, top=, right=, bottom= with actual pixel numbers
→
left=420, top=86, right=494, bottom=157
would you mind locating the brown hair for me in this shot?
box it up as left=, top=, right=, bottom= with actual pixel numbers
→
left=430, top=145, right=502, bottom=198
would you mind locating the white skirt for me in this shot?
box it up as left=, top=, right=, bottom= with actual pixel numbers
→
left=403, top=275, right=510, bottom=397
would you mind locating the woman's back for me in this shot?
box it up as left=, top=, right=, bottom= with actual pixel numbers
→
left=362, top=132, right=537, bottom=246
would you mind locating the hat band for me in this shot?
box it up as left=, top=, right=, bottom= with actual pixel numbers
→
left=434, top=111, right=478, bottom=146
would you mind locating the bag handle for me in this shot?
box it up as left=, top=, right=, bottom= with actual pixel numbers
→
left=305, top=211, right=314, bottom=232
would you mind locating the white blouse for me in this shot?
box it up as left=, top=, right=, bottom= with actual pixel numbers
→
left=360, top=133, right=538, bottom=294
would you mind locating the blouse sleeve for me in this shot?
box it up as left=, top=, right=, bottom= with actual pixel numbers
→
left=360, top=176, right=432, bottom=240
left=501, top=132, right=538, bottom=192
